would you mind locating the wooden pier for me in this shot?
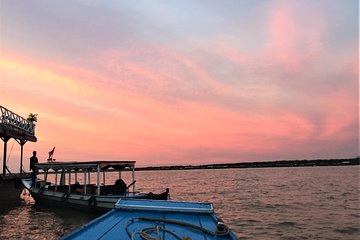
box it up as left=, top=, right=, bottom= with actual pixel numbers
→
left=0, top=105, right=37, bottom=177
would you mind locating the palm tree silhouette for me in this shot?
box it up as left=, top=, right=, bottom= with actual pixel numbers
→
left=27, top=113, right=38, bottom=123
left=26, top=113, right=38, bottom=133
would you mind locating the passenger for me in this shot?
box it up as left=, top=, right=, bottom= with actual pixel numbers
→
left=74, top=181, right=84, bottom=194
left=29, top=151, right=38, bottom=186
left=114, top=179, right=127, bottom=194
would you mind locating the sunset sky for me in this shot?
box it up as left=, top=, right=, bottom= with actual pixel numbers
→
left=1, top=0, right=358, bottom=171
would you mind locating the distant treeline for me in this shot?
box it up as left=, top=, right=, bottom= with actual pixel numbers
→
left=136, top=157, right=359, bottom=171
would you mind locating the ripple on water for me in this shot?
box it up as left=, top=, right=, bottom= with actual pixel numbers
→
left=334, top=226, right=359, bottom=235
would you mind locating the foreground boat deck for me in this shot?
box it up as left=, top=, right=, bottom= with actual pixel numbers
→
left=62, top=199, right=239, bottom=240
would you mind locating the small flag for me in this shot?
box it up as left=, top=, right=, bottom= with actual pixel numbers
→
left=48, top=147, right=55, bottom=162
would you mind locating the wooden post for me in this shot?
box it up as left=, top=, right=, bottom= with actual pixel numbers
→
left=1, top=136, right=10, bottom=176
left=16, top=139, right=27, bottom=174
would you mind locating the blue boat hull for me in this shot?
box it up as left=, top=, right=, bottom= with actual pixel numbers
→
left=62, top=199, right=239, bottom=239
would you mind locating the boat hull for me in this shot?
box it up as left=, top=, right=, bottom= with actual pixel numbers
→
left=22, top=179, right=169, bottom=213
left=62, top=199, right=239, bottom=240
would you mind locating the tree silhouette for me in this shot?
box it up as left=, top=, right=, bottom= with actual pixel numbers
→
left=27, top=113, right=38, bottom=123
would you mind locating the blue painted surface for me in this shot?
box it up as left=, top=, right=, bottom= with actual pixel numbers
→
left=62, top=199, right=239, bottom=240
left=115, top=199, right=214, bottom=213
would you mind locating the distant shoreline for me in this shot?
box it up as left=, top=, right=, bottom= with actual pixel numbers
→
left=136, top=157, right=359, bottom=171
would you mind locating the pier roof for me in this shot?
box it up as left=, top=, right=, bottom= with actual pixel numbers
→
left=0, top=106, right=37, bottom=142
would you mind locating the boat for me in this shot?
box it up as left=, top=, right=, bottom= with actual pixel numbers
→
left=21, top=161, right=169, bottom=212
left=61, top=199, right=239, bottom=240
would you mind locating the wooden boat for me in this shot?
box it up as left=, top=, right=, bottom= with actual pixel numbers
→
left=61, top=199, right=239, bottom=240
left=22, top=161, right=169, bottom=212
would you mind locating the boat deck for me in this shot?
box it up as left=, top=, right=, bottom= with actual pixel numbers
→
left=62, top=199, right=238, bottom=240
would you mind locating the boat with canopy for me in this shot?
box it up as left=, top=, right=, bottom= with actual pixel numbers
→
left=22, top=161, right=169, bottom=212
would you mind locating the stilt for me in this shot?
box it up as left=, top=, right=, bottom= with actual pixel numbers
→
left=16, top=139, right=27, bottom=174
left=1, top=136, right=10, bottom=176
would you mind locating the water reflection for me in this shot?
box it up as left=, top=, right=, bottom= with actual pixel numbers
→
left=0, top=195, right=99, bottom=240
left=20, top=188, right=35, bottom=205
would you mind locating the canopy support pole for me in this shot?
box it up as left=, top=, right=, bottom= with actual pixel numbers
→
left=84, top=170, right=87, bottom=195
left=132, top=167, right=135, bottom=193
left=103, top=171, right=105, bottom=186
left=97, top=165, right=100, bottom=196
left=55, top=171, right=58, bottom=191
left=68, top=170, right=71, bottom=192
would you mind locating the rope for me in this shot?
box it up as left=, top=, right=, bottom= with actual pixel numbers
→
left=129, top=224, right=183, bottom=240
left=139, top=226, right=183, bottom=240
left=125, top=216, right=230, bottom=240
left=6, top=139, right=15, bottom=163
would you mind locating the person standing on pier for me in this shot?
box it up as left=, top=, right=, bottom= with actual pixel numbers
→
left=30, top=151, right=38, bottom=186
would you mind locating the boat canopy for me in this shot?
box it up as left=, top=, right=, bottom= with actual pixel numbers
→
left=34, top=161, right=136, bottom=171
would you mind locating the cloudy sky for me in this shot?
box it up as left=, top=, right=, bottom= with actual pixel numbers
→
left=0, top=0, right=358, bottom=170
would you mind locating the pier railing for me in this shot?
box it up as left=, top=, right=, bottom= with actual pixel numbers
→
left=0, top=106, right=35, bottom=135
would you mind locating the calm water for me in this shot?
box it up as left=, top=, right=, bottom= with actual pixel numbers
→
left=0, top=166, right=359, bottom=239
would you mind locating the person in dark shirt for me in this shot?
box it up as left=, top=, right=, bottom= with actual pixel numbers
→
left=114, top=178, right=127, bottom=194
left=30, top=151, right=38, bottom=186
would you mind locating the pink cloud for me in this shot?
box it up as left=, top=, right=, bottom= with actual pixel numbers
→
left=1, top=50, right=316, bottom=165
left=264, top=1, right=325, bottom=73
left=96, top=45, right=227, bottom=98
left=1, top=12, right=358, bottom=170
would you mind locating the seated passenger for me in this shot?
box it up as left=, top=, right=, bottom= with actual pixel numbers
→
left=114, top=179, right=127, bottom=194
left=74, top=181, right=84, bottom=194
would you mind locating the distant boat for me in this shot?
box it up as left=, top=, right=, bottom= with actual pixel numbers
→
left=22, top=161, right=169, bottom=212
left=61, top=199, right=239, bottom=240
